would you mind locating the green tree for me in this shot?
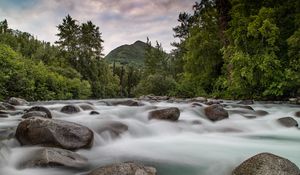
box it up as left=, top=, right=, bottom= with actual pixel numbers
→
left=182, top=0, right=223, bottom=95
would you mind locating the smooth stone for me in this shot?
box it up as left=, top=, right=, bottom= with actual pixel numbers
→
left=232, top=152, right=300, bottom=175
left=189, top=97, right=207, bottom=103
left=90, top=111, right=100, bottom=115
left=255, top=110, right=269, bottom=116
left=0, top=103, right=7, bottom=110
left=0, top=102, right=15, bottom=110
left=148, top=107, right=180, bottom=121
left=15, top=117, right=94, bottom=150
left=26, top=106, right=52, bottom=118
left=237, top=100, right=254, bottom=105
left=204, top=104, right=228, bottom=122
left=191, top=102, right=203, bottom=107
left=109, top=99, right=143, bottom=106
left=22, top=111, right=48, bottom=119
left=295, top=111, right=300, bottom=117
left=205, top=100, right=222, bottom=105
left=7, top=97, right=29, bottom=106
left=61, top=105, right=81, bottom=114
left=79, top=104, right=95, bottom=111
left=87, top=162, right=157, bottom=175
left=23, top=147, right=88, bottom=169
left=277, top=117, right=298, bottom=128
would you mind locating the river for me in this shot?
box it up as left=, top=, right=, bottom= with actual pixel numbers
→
left=0, top=99, right=299, bottom=175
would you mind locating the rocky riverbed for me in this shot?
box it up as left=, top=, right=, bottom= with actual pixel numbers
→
left=0, top=97, right=300, bottom=175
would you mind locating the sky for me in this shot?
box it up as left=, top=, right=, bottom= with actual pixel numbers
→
left=0, top=0, right=195, bottom=55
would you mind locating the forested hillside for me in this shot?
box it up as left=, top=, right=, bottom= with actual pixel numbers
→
left=105, top=40, right=148, bottom=66
left=0, top=0, right=299, bottom=101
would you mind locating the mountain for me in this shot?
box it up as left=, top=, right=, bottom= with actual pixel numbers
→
left=105, top=40, right=148, bottom=66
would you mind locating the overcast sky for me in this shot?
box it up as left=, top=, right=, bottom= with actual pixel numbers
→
left=0, top=0, right=194, bottom=55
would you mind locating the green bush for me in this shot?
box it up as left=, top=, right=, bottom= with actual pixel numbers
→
left=134, top=73, right=176, bottom=96
left=0, top=44, right=91, bottom=101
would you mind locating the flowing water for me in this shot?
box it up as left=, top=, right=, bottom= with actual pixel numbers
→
left=0, top=99, right=299, bottom=175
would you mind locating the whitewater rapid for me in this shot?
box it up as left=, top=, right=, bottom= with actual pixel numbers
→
left=0, top=100, right=299, bottom=175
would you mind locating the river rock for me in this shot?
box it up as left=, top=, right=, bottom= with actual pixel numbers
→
left=79, top=104, right=94, bottom=111
left=189, top=97, right=207, bottom=103
left=139, top=95, right=170, bottom=101
left=0, top=114, right=8, bottom=118
left=15, top=117, right=93, bottom=150
left=87, top=162, right=157, bottom=175
left=90, top=111, right=100, bottom=115
left=23, top=147, right=88, bottom=169
left=232, top=152, right=300, bottom=175
left=148, top=107, right=180, bottom=121
left=204, top=104, right=228, bottom=122
left=7, top=97, right=29, bottom=106
left=26, top=106, right=52, bottom=118
left=237, top=100, right=254, bottom=105
left=109, top=99, right=143, bottom=106
left=0, top=103, right=6, bottom=110
left=22, top=111, right=48, bottom=119
left=97, top=121, right=128, bottom=138
left=277, top=117, right=298, bottom=128
left=295, top=111, right=300, bottom=117
left=205, top=100, right=222, bottom=105
left=0, top=127, right=15, bottom=140
left=61, top=105, right=81, bottom=114
left=0, top=102, right=15, bottom=110
left=255, top=110, right=269, bottom=116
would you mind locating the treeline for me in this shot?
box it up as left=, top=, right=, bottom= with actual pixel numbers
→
left=0, top=16, right=119, bottom=101
left=137, top=0, right=300, bottom=100
left=0, top=0, right=299, bottom=100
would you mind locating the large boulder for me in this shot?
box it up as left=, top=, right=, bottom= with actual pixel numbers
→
left=277, top=117, right=298, bottom=128
left=88, top=162, right=157, bottom=175
left=23, top=147, right=88, bottom=169
left=232, top=153, right=300, bottom=175
left=148, top=107, right=180, bottom=121
left=7, top=97, right=29, bottom=106
left=204, top=104, right=228, bottom=122
left=61, top=105, right=81, bottom=114
left=26, top=106, right=52, bottom=118
left=15, top=117, right=93, bottom=150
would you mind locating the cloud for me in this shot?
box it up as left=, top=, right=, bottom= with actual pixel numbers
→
left=0, top=0, right=194, bottom=54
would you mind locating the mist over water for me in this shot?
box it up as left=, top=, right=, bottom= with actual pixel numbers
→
left=0, top=100, right=299, bottom=175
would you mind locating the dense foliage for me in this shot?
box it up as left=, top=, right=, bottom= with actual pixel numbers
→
left=169, top=0, right=300, bottom=99
left=0, top=44, right=91, bottom=100
left=0, top=0, right=299, bottom=100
